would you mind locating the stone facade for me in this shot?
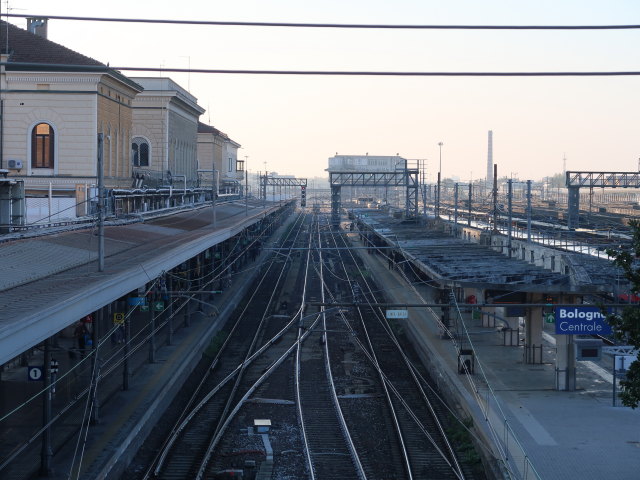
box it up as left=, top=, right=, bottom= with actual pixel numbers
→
left=0, top=21, right=142, bottom=203
left=223, top=137, right=242, bottom=183
left=97, top=77, right=137, bottom=181
left=197, top=122, right=242, bottom=192
left=2, top=72, right=138, bottom=182
left=197, top=123, right=223, bottom=189
left=130, top=77, right=204, bottom=187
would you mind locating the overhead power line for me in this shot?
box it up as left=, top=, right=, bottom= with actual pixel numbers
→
left=3, top=62, right=640, bottom=77
left=4, top=13, right=640, bottom=30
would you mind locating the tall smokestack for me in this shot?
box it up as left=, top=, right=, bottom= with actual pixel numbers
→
left=486, top=130, right=493, bottom=185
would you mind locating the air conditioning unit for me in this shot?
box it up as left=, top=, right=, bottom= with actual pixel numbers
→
left=7, top=159, right=23, bottom=169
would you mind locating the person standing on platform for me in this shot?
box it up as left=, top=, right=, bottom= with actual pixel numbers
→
left=73, top=321, right=88, bottom=358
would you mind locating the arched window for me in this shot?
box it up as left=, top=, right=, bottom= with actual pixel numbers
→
left=131, top=137, right=150, bottom=167
left=31, top=123, right=54, bottom=168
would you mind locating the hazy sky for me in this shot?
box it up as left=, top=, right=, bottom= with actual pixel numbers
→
left=5, top=0, right=640, bottom=182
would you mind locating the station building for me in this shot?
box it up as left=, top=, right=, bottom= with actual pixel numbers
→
left=327, top=154, right=408, bottom=173
left=130, top=77, right=205, bottom=189
left=0, top=18, right=143, bottom=221
left=197, top=122, right=243, bottom=194
left=0, top=18, right=241, bottom=225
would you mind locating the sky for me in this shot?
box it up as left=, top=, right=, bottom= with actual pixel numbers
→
left=4, top=0, right=640, bottom=182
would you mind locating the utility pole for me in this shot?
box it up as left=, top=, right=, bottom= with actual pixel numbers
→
left=436, top=172, right=441, bottom=218
left=437, top=142, right=443, bottom=219
left=467, top=183, right=472, bottom=226
left=492, top=164, right=498, bottom=232
left=245, top=156, right=248, bottom=216
left=40, top=337, right=53, bottom=476
left=148, top=290, right=157, bottom=363
left=454, top=183, right=459, bottom=235
left=212, top=168, right=217, bottom=229
left=123, top=310, right=130, bottom=390
left=97, top=133, right=105, bottom=272
left=526, top=180, right=532, bottom=243
left=507, top=179, right=513, bottom=257
left=90, top=308, right=101, bottom=425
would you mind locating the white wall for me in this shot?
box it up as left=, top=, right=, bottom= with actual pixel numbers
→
left=4, top=73, right=99, bottom=177
left=26, top=197, right=77, bottom=224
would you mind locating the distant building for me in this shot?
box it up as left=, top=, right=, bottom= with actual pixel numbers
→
left=197, top=122, right=223, bottom=184
left=130, top=77, right=205, bottom=189
left=327, top=154, right=407, bottom=173
left=0, top=19, right=143, bottom=220
left=223, top=134, right=242, bottom=186
left=197, top=122, right=242, bottom=194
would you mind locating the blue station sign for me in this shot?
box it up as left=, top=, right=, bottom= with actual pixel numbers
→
left=554, top=306, right=612, bottom=335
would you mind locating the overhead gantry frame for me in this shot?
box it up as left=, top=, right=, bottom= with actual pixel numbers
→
left=565, top=171, right=640, bottom=229
left=329, top=168, right=419, bottom=225
left=259, top=175, right=308, bottom=201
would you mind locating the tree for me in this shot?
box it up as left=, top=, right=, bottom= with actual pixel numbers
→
left=606, top=219, right=640, bottom=408
left=546, top=173, right=565, bottom=188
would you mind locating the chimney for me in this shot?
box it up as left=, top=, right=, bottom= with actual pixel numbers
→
left=486, top=130, right=493, bottom=185
left=27, top=18, right=48, bottom=39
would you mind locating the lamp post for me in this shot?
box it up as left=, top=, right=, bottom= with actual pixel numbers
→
left=437, top=141, right=443, bottom=218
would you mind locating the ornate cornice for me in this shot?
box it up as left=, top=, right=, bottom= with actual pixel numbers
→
left=7, top=74, right=100, bottom=85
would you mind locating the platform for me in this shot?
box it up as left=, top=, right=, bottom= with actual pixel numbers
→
left=0, top=204, right=291, bottom=479
left=0, top=199, right=277, bottom=366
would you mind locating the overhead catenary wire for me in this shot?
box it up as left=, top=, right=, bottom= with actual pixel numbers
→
left=4, top=13, right=640, bottom=30
left=363, top=223, right=539, bottom=477
left=4, top=62, right=640, bottom=77
left=0, top=207, right=290, bottom=428
left=0, top=208, right=300, bottom=477
left=311, top=235, right=462, bottom=477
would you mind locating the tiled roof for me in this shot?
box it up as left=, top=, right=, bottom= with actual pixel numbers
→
left=198, top=122, right=220, bottom=135
left=0, top=20, right=142, bottom=91
left=198, top=123, right=241, bottom=146
left=1, top=20, right=104, bottom=67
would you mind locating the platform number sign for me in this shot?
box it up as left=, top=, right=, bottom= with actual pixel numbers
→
left=28, top=366, right=44, bottom=381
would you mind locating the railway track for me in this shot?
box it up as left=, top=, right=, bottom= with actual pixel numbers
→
left=143, top=211, right=309, bottom=479
left=320, top=215, right=465, bottom=480
left=295, top=217, right=365, bottom=479
left=132, top=209, right=481, bottom=479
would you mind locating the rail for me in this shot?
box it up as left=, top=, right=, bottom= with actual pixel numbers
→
left=337, top=220, right=465, bottom=479
left=150, top=211, right=307, bottom=478
left=316, top=219, right=368, bottom=480
left=324, top=218, right=415, bottom=479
